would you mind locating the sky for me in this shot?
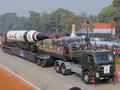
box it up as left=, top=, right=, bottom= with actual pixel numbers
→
left=0, top=0, right=113, bottom=16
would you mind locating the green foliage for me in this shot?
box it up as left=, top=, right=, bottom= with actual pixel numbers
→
left=0, top=6, right=120, bottom=35
left=97, top=5, right=117, bottom=23
left=97, top=4, right=120, bottom=33
left=0, top=9, right=97, bottom=35
left=48, top=8, right=80, bottom=34
left=113, top=0, right=120, bottom=14
left=0, top=8, right=93, bottom=35
left=0, top=13, right=19, bottom=35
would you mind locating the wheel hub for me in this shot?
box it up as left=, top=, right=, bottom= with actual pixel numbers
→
left=61, top=67, right=65, bottom=73
left=84, top=74, right=89, bottom=82
left=56, top=65, right=59, bottom=71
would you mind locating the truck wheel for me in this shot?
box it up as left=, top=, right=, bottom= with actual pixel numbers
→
left=41, top=60, right=47, bottom=68
left=61, top=64, right=69, bottom=75
left=36, top=59, right=41, bottom=66
left=7, top=50, right=11, bottom=54
left=82, top=72, right=91, bottom=84
left=54, top=62, right=61, bottom=73
left=3, top=48, right=5, bottom=53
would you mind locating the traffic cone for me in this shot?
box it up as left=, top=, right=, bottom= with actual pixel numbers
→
left=115, top=64, right=119, bottom=83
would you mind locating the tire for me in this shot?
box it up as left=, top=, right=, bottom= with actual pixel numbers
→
left=61, top=64, right=69, bottom=75
left=2, top=48, right=5, bottom=53
left=7, top=49, right=11, bottom=54
left=54, top=62, right=61, bottom=73
left=47, top=58, right=53, bottom=67
left=36, top=59, right=41, bottom=66
left=41, top=60, right=47, bottom=68
left=82, top=72, right=91, bottom=84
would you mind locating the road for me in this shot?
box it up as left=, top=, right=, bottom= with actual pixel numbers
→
left=0, top=49, right=119, bottom=90
left=0, top=65, right=38, bottom=90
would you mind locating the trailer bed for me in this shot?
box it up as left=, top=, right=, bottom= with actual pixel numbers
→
left=38, top=46, right=66, bottom=60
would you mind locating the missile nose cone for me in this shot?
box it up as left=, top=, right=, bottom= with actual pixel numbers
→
left=36, top=32, right=49, bottom=41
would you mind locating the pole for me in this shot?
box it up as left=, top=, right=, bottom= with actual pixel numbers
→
left=86, top=21, right=89, bottom=49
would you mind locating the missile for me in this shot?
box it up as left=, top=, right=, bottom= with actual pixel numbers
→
left=6, top=30, right=49, bottom=42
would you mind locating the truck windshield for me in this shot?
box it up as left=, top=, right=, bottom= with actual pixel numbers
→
left=95, top=52, right=114, bottom=64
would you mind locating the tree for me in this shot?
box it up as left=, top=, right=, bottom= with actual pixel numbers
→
left=49, top=8, right=74, bottom=33
left=113, top=0, right=120, bottom=14
left=48, top=8, right=82, bottom=34
left=0, top=13, right=19, bottom=35
left=28, top=11, right=41, bottom=30
left=112, top=0, right=120, bottom=34
left=87, top=15, right=96, bottom=23
left=97, top=5, right=118, bottom=23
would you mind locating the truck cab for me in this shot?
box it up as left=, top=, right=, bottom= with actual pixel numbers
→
left=80, top=50, right=115, bottom=84
left=55, top=49, right=115, bottom=84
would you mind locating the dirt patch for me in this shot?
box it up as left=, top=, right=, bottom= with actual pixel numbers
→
left=0, top=66, right=37, bottom=90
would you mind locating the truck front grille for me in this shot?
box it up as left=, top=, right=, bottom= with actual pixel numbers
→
left=98, top=65, right=114, bottom=74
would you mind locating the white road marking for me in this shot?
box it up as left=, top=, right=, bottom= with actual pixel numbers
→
left=0, top=64, right=40, bottom=90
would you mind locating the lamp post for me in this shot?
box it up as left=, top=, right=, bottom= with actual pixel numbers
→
left=86, top=21, right=90, bottom=49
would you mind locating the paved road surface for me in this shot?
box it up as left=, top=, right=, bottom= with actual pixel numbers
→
left=0, top=49, right=119, bottom=90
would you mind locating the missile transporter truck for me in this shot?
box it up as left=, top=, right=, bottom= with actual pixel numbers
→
left=2, top=30, right=115, bottom=84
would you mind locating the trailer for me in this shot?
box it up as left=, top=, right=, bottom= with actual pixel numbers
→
left=37, top=38, right=116, bottom=84
left=2, top=30, right=115, bottom=84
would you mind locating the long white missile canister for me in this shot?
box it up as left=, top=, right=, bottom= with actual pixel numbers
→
left=6, top=30, right=48, bottom=42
